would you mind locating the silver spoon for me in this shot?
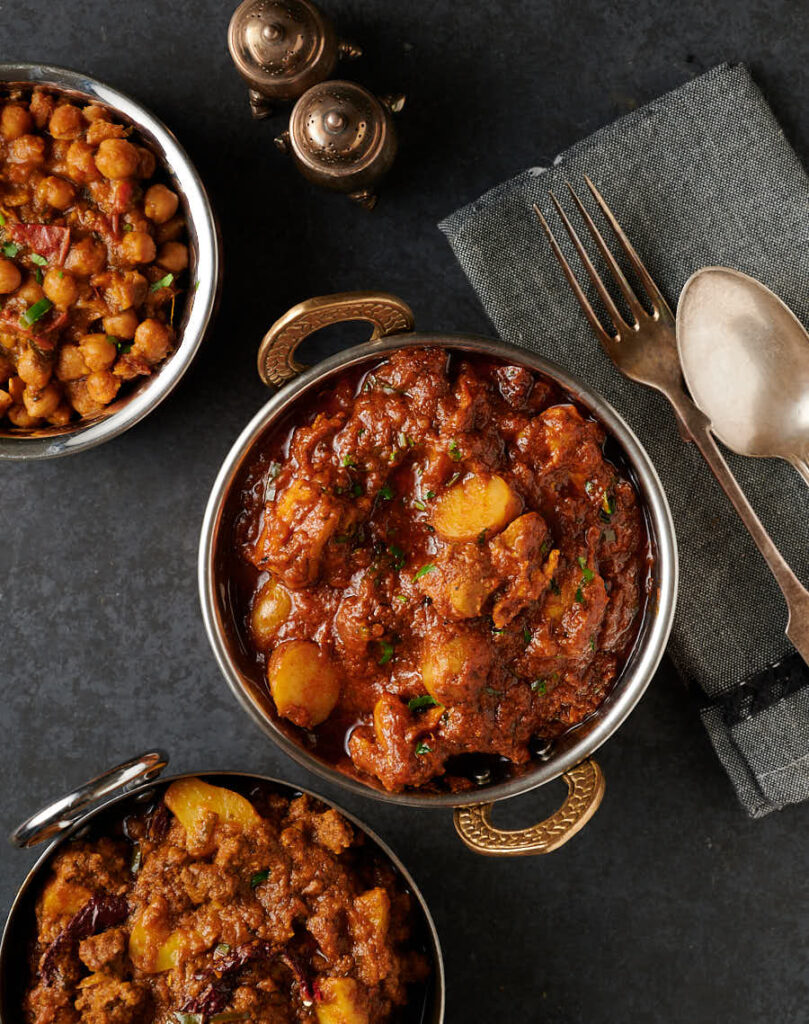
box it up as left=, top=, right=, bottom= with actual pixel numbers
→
left=678, top=266, right=809, bottom=485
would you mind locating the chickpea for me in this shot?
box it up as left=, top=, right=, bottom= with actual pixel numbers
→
left=95, top=138, right=139, bottom=180
left=135, top=147, right=156, bottom=179
left=79, top=334, right=117, bottom=372
left=144, top=184, right=178, bottom=224
left=7, top=376, right=24, bottom=402
left=17, top=277, right=45, bottom=306
left=102, top=308, right=138, bottom=339
left=47, top=403, right=72, bottom=427
left=157, top=242, right=188, bottom=275
left=8, top=404, right=40, bottom=428
left=56, top=344, right=89, bottom=382
left=103, top=270, right=147, bottom=312
left=0, top=103, right=32, bottom=140
left=0, top=390, right=11, bottom=418
left=48, top=104, right=84, bottom=140
left=65, top=140, right=99, bottom=183
left=65, top=237, right=106, bottom=276
left=0, top=259, right=22, bottom=294
left=23, top=382, right=61, bottom=419
left=86, top=369, right=120, bottom=405
left=133, top=318, right=172, bottom=363
left=36, top=175, right=75, bottom=210
left=41, top=268, right=78, bottom=309
left=8, top=134, right=46, bottom=165
left=17, top=348, right=52, bottom=389
left=85, top=120, right=125, bottom=146
left=119, top=230, right=156, bottom=265
left=155, top=215, right=184, bottom=244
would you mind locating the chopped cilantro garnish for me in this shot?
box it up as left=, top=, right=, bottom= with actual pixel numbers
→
left=415, top=741, right=432, bottom=756
left=150, top=271, right=174, bottom=292
left=250, top=869, right=270, bottom=888
left=413, top=563, right=436, bottom=582
left=532, top=679, right=547, bottom=694
left=378, top=640, right=394, bottom=665
left=20, top=297, right=52, bottom=326
left=30, top=253, right=47, bottom=266
left=408, top=695, right=439, bottom=711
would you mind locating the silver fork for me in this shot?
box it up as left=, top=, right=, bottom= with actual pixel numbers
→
left=535, top=176, right=809, bottom=666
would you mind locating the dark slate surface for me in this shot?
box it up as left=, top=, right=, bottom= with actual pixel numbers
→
left=3, top=2, right=809, bottom=1021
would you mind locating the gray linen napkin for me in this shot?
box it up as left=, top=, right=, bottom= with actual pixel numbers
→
left=439, top=63, right=809, bottom=817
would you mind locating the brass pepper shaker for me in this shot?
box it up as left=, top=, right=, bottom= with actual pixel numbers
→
left=274, top=81, right=405, bottom=209
left=228, top=0, right=362, bottom=118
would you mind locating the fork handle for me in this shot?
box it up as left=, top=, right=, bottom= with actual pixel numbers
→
left=672, top=392, right=809, bottom=666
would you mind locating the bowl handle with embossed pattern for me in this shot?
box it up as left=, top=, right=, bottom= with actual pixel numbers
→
left=453, top=760, right=605, bottom=857
left=257, top=291, right=416, bottom=387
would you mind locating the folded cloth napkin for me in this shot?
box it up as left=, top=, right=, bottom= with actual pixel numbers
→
left=439, top=62, right=809, bottom=817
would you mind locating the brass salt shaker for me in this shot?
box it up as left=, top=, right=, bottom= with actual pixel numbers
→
left=228, top=0, right=362, bottom=118
left=274, top=81, right=405, bottom=209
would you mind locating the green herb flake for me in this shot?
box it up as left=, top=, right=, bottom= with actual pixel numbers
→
left=413, top=498, right=427, bottom=511
left=250, top=868, right=270, bottom=889
left=408, top=694, right=439, bottom=712
left=2, top=242, right=19, bottom=258
left=413, top=563, right=436, bottom=582
left=448, top=439, right=462, bottom=461
left=415, top=741, right=433, bottom=756
left=531, top=679, right=547, bottom=694
left=380, top=483, right=394, bottom=500
left=378, top=639, right=394, bottom=665
left=30, top=253, right=47, bottom=266
left=20, top=297, right=52, bottom=327
left=150, top=271, right=174, bottom=292
left=575, top=586, right=584, bottom=603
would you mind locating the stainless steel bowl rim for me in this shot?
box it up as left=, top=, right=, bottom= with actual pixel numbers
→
left=0, top=766, right=445, bottom=1024
left=198, top=330, right=679, bottom=809
left=0, top=63, right=220, bottom=460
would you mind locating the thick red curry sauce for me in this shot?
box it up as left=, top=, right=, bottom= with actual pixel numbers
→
left=232, top=347, right=651, bottom=792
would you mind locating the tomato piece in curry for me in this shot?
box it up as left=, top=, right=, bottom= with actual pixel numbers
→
left=234, top=348, right=651, bottom=792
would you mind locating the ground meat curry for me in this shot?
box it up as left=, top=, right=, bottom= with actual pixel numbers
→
left=0, top=87, right=188, bottom=429
left=23, top=778, right=429, bottom=1024
left=232, top=348, right=651, bottom=793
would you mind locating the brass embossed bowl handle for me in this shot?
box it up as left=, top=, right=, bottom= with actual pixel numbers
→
left=258, top=291, right=416, bottom=387
left=453, top=759, right=605, bottom=857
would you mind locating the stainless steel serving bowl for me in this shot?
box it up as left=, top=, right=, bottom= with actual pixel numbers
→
left=199, top=291, right=678, bottom=856
left=0, top=63, right=220, bottom=460
left=0, top=752, right=444, bottom=1024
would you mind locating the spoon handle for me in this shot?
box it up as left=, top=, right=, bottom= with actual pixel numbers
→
left=672, top=392, right=809, bottom=667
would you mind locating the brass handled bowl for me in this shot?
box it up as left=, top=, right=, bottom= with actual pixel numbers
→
left=0, top=63, right=220, bottom=460
left=0, top=752, right=444, bottom=1023
left=199, top=291, right=678, bottom=856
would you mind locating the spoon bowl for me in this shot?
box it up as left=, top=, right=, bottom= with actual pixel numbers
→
left=677, top=266, right=809, bottom=485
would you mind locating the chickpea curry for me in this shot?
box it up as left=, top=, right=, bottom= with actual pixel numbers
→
left=232, top=347, right=651, bottom=793
left=24, top=777, right=430, bottom=1024
left=0, top=87, right=189, bottom=429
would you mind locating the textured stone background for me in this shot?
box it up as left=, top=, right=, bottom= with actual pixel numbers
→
left=3, top=2, right=809, bottom=1021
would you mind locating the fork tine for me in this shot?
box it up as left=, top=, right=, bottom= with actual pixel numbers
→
left=547, top=192, right=631, bottom=340
left=564, top=182, right=646, bottom=324
left=584, top=175, right=675, bottom=321
left=532, top=204, right=618, bottom=354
